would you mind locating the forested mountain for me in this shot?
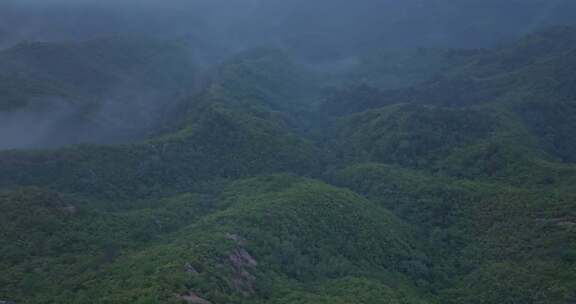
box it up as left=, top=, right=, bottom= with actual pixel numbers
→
left=0, top=37, right=198, bottom=149
left=1, top=2, right=576, bottom=304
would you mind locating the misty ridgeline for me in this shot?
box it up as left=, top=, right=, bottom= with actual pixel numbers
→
left=1, top=1, right=576, bottom=304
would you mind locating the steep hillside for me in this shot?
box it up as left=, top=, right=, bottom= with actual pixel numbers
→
left=321, top=26, right=576, bottom=304
left=0, top=49, right=321, bottom=201
left=327, top=26, right=576, bottom=165
left=0, top=176, right=429, bottom=304
left=330, top=163, right=576, bottom=303
left=0, top=36, right=198, bottom=148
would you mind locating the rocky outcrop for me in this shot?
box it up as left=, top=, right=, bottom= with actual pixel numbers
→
left=177, top=292, right=212, bottom=304
left=179, top=234, right=259, bottom=298
left=184, top=262, right=200, bottom=275
left=225, top=247, right=258, bottom=295
left=225, top=233, right=247, bottom=246
left=228, top=248, right=257, bottom=268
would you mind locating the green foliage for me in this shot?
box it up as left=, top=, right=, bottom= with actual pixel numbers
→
left=515, top=99, right=576, bottom=162
left=267, top=277, right=428, bottom=304
left=0, top=186, right=216, bottom=303
left=207, top=48, right=319, bottom=113
left=336, top=104, right=498, bottom=168
left=0, top=45, right=326, bottom=201
left=0, top=176, right=429, bottom=303
left=205, top=175, right=422, bottom=279
left=443, top=262, right=576, bottom=304
left=329, top=160, right=576, bottom=302
left=0, top=104, right=321, bottom=200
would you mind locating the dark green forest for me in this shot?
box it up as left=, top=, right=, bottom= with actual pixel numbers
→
left=1, top=2, right=576, bottom=303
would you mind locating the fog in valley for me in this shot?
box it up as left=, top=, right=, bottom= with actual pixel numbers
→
left=1, top=0, right=575, bottom=149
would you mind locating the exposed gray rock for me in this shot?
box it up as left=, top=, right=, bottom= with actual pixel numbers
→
left=225, top=233, right=247, bottom=246
left=225, top=248, right=258, bottom=295
left=228, top=248, right=257, bottom=268
left=184, top=262, right=200, bottom=275
left=177, top=292, right=212, bottom=304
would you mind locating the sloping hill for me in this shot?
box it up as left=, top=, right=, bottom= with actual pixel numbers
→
left=0, top=176, right=429, bottom=304
left=320, top=26, right=576, bottom=304
left=0, top=48, right=323, bottom=201
left=0, top=36, right=198, bottom=148
left=330, top=163, right=576, bottom=303
left=327, top=26, right=576, bottom=165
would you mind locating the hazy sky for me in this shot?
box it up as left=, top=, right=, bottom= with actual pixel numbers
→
left=2, top=0, right=575, bottom=54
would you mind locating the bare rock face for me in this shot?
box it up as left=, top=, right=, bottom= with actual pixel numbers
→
left=177, top=292, right=213, bottom=304
left=59, top=204, right=78, bottom=216
left=226, top=247, right=258, bottom=295
left=178, top=234, right=259, bottom=299
left=184, top=262, right=200, bottom=275
left=537, top=217, right=576, bottom=229
left=225, top=233, right=247, bottom=246
left=226, top=267, right=257, bottom=296
left=228, top=248, right=258, bottom=268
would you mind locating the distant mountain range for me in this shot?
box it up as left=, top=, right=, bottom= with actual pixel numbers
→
left=1, top=24, right=576, bottom=303
left=1, top=0, right=576, bottom=57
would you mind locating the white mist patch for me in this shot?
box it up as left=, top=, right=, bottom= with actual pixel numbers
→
left=0, top=97, right=80, bottom=150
